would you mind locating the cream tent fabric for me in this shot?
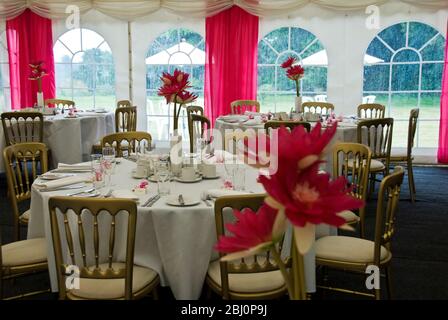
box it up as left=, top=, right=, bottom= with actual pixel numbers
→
left=1, top=1, right=447, bottom=20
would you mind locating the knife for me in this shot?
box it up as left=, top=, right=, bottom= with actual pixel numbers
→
left=178, top=194, right=185, bottom=206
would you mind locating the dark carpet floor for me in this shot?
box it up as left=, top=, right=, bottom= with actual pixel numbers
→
left=1, top=166, right=447, bottom=300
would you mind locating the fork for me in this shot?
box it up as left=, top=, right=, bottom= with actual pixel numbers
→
left=146, top=195, right=160, bottom=207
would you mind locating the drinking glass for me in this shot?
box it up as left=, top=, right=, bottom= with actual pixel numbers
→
left=155, top=159, right=171, bottom=196
left=102, top=146, right=116, bottom=185
left=233, top=165, right=246, bottom=191
left=91, top=154, right=105, bottom=189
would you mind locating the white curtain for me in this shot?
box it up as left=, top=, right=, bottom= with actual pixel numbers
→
left=1, top=0, right=447, bottom=20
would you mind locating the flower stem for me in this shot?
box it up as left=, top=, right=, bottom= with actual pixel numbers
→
left=295, top=79, right=300, bottom=97
left=270, top=247, right=293, bottom=298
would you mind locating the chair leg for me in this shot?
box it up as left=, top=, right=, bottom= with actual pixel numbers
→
left=407, top=159, right=416, bottom=203
left=369, top=173, right=376, bottom=199
left=359, top=207, right=366, bottom=239
left=152, top=286, right=159, bottom=300
left=374, top=288, right=381, bottom=300
left=385, top=267, right=393, bottom=300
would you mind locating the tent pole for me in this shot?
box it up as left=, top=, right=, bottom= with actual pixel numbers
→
left=128, top=21, right=133, bottom=102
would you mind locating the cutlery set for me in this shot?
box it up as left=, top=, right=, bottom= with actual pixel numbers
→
left=142, top=194, right=160, bottom=207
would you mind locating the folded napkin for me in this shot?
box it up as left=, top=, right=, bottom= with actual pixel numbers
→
left=34, top=175, right=90, bottom=191
left=57, top=163, right=91, bottom=171
left=206, top=189, right=250, bottom=199
left=111, top=190, right=139, bottom=200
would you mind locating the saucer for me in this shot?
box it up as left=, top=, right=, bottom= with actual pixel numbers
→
left=202, top=174, right=220, bottom=180
left=131, top=170, right=147, bottom=179
left=166, top=195, right=200, bottom=207
left=174, top=174, right=202, bottom=183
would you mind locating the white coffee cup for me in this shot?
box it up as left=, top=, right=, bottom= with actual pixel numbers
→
left=202, top=163, right=217, bottom=178
left=181, top=166, right=196, bottom=181
left=135, top=164, right=147, bottom=178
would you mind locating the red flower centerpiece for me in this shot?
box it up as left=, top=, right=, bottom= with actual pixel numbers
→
left=281, top=56, right=305, bottom=112
left=29, top=61, right=48, bottom=107
left=215, top=122, right=364, bottom=299
left=157, top=69, right=198, bottom=134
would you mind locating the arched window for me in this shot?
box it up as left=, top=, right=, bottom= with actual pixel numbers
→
left=0, top=31, right=10, bottom=111
left=53, top=28, right=115, bottom=109
left=258, top=27, right=328, bottom=113
left=146, top=28, right=205, bottom=141
left=363, top=21, right=445, bottom=148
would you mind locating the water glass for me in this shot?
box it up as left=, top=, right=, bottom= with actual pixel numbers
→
left=91, top=154, right=105, bottom=189
left=233, top=165, right=246, bottom=191
left=102, top=146, right=116, bottom=184
left=155, top=160, right=171, bottom=196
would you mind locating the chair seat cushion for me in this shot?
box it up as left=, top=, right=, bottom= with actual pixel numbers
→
left=337, top=210, right=360, bottom=223
left=347, top=159, right=385, bottom=171
left=68, top=263, right=158, bottom=300
left=207, top=260, right=285, bottom=293
left=19, top=209, right=30, bottom=223
left=316, top=236, right=390, bottom=264
left=1, top=238, right=47, bottom=267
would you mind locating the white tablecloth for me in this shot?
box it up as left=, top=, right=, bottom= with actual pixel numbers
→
left=28, top=158, right=333, bottom=299
left=0, top=112, right=115, bottom=172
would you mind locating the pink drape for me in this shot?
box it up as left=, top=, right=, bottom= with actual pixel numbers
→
left=204, top=6, right=259, bottom=126
left=6, top=9, right=55, bottom=110
left=437, top=21, right=448, bottom=163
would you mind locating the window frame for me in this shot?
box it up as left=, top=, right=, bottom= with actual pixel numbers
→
left=53, top=28, right=115, bottom=109
left=363, top=21, right=445, bottom=148
left=145, top=28, right=205, bottom=142
left=257, top=26, right=328, bottom=113
left=0, top=31, right=10, bottom=111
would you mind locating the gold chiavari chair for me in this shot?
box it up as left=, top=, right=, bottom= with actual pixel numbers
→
left=224, top=129, right=256, bottom=155
left=186, top=106, right=205, bottom=153
left=357, top=118, right=394, bottom=196
left=48, top=197, right=160, bottom=300
left=333, top=142, right=372, bottom=238
left=188, top=114, right=211, bottom=153
left=390, top=108, right=419, bottom=203
left=230, top=100, right=260, bottom=115
left=264, top=121, right=311, bottom=133
left=1, top=112, right=44, bottom=146
left=1, top=230, right=48, bottom=300
left=117, top=100, right=132, bottom=108
left=357, top=103, right=385, bottom=119
left=206, top=194, right=291, bottom=300
left=302, top=102, right=334, bottom=116
left=44, top=99, right=75, bottom=113
left=3, top=142, right=48, bottom=241
left=101, top=131, right=151, bottom=157
left=315, top=167, right=404, bottom=300
left=115, top=106, right=137, bottom=132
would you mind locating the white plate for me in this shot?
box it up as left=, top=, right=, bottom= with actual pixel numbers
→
left=95, top=109, right=108, bottom=113
left=73, top=191, right=101, bottom=198
left=174, top=174, right=202, bottom=183
left=166, top=195, right=200, bottom=207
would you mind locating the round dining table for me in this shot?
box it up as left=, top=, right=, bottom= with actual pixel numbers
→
left=0, top=111, right=115, bottom=173
left=27, top=155, right=335, bottom=299
left=214, top=116, right=360, bottom=174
